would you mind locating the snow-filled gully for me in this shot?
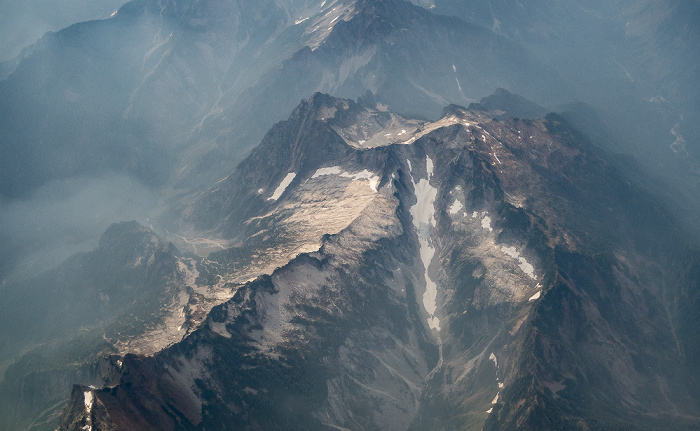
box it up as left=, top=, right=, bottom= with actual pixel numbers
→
left=408, top=156, right=440, bottom=333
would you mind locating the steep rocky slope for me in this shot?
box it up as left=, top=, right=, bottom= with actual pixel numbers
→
left=0, top=220, right=241, bottom=430
left=0, top=222, right=185, bottom=430
left=56, top=94, right=700, bottom=430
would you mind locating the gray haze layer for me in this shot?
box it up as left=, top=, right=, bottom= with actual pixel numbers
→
left=0, top=173, right=157, bottom=283
left=0, top=0, right=126, bottom=61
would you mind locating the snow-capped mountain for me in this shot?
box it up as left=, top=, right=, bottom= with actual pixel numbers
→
left=1, top=0, right=699, bottom=430
left=55, top=93, right=700, bottom=430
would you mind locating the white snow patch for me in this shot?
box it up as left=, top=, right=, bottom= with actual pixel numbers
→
left=498, top=382, right=504, bottom=389
left=501, top=246, right=519, bottom=259
left=529, top=291, right=541, bottom=301
left=295, top=17, right=309, bottom=25
left=312, top=166, right=380, bottom=192
left=268, top=172, right=296, bottom=201
left=492, top=393, right=499, bottom=404
left=341, top=170, right=380, bottom=192
left=472, top=211, right=478, bottom=219
left=449, top=200, right=463, bottom=215
left=499, top=246, right=536, bottom=280
left=83, top=390, right=93, bottom=430
left=312, top=166, right=342, bottom=177
left=84, top=391, right=93, bottom=411
left=409, top=156, right=440, bottom=331
left=518, top=258, right=536, bottom=279
left=486, top=407, right=493, bottom=413
left=257, top=188, right=264, bottom=194
left=407, top=159, right=412, bottom=172
left=452, top=64, right=457, bottom=73
left=489, top=352, right=498, bottom=368
left=481, top=215, right=493, bottom=232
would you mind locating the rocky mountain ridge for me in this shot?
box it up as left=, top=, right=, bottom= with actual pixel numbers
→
left=1, top=0, right=699, bottom=429
left=55, top=93, right=700, bottom=430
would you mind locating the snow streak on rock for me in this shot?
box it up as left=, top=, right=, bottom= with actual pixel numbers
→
left=449, top=199, right=463, bottom=215
left=409, top=157, right=440, bottom=331
left=268, top=172, right=296, bottom=201
left=481, top=214, right=493, bottom=232
left=500, top=245, right=536, bottom=280
left=312, top=166, right=380, bottom=192
left=304, top=1, right=358, bottom=50
left=83, top=390, right=93, bottom=431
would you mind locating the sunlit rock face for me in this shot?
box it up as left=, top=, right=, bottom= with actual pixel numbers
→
left=55, top=93, right=700, bottom=430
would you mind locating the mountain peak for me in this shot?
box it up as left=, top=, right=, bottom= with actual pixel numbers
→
left=319, top=0, right=430, bottom=49
left=57, top=90, right=700, bottom=430
left=97, top=221, right=163, bottom=252
left=468, top=88, right=548, bottom=120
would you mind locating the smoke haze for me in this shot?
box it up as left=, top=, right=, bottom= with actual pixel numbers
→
left=0, top=0, right=126, bottom=61
left=0, top=173, right=157, bottom=283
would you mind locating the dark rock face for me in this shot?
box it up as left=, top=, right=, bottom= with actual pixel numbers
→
left=55, top=94, right=700, bottom=430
